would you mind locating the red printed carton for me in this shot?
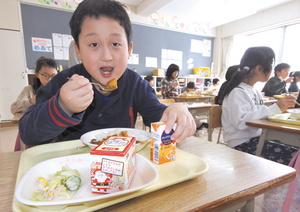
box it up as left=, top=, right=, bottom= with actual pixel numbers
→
left=90, top=136, right=136, bottom=194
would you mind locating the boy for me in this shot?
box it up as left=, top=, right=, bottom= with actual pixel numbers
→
left=19, top=0, right=196, bottom=145
left=144, top=75, right=154, bottom=86
left=262, top=63, right=293, bottom=97
left=181, top=81, right=199, bottom=93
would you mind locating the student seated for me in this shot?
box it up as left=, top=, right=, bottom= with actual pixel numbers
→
left=215, top=65, right=239, bottom=105
left=262, top=63, right=293, bottom=97
left=19, top=0, right=196, bottom=146
left=206, top=78, right=220, bottom=94
left=181, top=81, right=199, bottom=93
left=288, top=71, right=300, bottom=93
left=144, top=75, right=154, bottom=86
left=11, top=56, right=59, bottom=115
left=220, top=46, right=298, bottom=164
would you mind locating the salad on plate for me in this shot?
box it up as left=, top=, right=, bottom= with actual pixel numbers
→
left=30, top=165, right=81, bottom=201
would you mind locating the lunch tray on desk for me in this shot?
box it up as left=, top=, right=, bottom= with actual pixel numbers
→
left=268, top=113, right=300, bottom=126
left=12, top=139, right=209, bottom=212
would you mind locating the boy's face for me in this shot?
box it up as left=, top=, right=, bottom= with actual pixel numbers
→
left=276, top=68, right=290, bottom=79
left=75, top=17, right=132, bottom=87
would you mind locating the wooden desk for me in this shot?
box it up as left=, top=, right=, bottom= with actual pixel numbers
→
left=4, top=137, right=296, bottom=212
left=172, top=95, right=214, bottom=103
left=246, top=119, right=300, bottom=156
left=11, top=113, right=24, bottom=124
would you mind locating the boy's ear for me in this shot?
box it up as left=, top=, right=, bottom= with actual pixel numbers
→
left=74, top=41, right=82, bottom=61
left=128, top=42, right=133, bottom=59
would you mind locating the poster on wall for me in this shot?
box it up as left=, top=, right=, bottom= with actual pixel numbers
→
left=32, top=37, right=52, bottom=52
left=203, top=39, right=211, bottom=57
left=190, top=39, right=203, bottom=53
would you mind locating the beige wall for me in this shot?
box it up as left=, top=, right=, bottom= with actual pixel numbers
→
left=219, top=0, right=300, bottom=38
left=0, top=0, right=21, bottom=30
left=212, top=0, right=300, bottom=77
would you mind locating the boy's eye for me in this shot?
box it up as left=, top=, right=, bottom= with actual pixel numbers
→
left=112, top=43, right=120, bottom=47
left=90, top=43, right=98, bottom=47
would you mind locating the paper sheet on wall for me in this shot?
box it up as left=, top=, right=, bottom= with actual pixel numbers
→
left=161, top=49, right=183, bottom=69
left=54, top=46, right=64, bottom=60
left=63, top=34, right=73, bottom=47
left=128, top=53, right=139, bottom=65
left=32, top=37, right=52, bottom=52
left=63, top=47, right=69, bottom=60
left=52, top=33, right=62, bottom=47
left=190, top=39, right=203, bottom=53
left=146, top=57, right=157, bottom=68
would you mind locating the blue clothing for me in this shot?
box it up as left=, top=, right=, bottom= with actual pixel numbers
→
left=19, top=64, right=167, bottom=145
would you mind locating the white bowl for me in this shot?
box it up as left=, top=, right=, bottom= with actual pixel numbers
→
left=80, top=128, right=151, bottom=151
left=287, top=109, right=300, bottom=120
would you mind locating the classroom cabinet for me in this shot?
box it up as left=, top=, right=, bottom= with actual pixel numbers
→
left=141, top=75, right=212, bottom=93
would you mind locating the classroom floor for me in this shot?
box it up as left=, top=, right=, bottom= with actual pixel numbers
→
left=0, top=119, right=264, bottom=212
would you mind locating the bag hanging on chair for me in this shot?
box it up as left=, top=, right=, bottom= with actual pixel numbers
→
left=261, top=150, right=300, bottom=212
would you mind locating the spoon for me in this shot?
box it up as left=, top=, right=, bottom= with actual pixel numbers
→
left=67, top=77, right=115, bottom=92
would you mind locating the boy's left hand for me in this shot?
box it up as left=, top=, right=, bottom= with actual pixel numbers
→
left=160, top=103, right=196, bottom=142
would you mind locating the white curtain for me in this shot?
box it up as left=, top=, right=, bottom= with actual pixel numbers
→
left=220, top=36, right=234, bottom=79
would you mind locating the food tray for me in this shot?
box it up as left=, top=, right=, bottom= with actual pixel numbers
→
left=13, top=139, right=209, bottom=211
left=268, top=113, right=300, bottom=126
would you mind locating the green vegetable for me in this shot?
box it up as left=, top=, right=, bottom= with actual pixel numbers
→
left=65, top=175, right=81, bottom=191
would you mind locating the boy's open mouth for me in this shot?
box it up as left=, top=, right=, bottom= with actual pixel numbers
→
left=100, top=67, right=113, bottom=77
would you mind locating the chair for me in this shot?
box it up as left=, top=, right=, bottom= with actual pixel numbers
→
left=208, top=105, right=222, bottom=144
left=14, top=132, right=32, bottom=151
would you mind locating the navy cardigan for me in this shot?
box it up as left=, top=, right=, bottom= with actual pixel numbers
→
left=19, top=64, right=166, bottom=145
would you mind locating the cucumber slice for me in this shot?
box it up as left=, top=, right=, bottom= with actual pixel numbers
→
left=65, top=175, right=81, bottom=191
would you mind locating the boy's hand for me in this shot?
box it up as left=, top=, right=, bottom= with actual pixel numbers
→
left=277, top=95, right=296, bottom=112
left=160, top=103, right=196, bottom=142
left=58, top=74, right=94, bottom=116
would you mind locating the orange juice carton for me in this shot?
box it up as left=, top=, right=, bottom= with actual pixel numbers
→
left=90, top=136, right=136, bottom=194
left=150, top=122, right=177, bottom=165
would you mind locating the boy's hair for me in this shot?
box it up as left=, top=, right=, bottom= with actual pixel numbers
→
left=219, top=46, right=275, bottom=103
left=33, top=56, right=58, bottom=94
left=187, top=81, right=195, bottom=89
left=166, top=63, right=179, bottom=80
left=69, top=0, right=132, bottom=49
left=274, top=63, right=290, bottom=76
left=225, top=65, right=239, bottom=81
left=145, top=75, right=153, bottom=82
left=213, top=78, right=220, bottom=85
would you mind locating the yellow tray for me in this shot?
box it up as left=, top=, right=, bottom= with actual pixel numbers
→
left=268, top=113, right=300, bottom=126
left=13, top=140, right=209, bottom=212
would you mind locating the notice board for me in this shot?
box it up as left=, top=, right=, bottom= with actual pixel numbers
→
left=20, top=3, right=213, bottom=76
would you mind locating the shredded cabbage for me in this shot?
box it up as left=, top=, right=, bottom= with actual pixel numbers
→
left=30, top=165, right=81, bottom=201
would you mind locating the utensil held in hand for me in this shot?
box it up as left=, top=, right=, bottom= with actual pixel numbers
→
left=67, top=77, right=117, bottom=92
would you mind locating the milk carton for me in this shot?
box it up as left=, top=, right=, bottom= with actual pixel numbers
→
left=150, top=122, right=177, bottom=165
left=90, top=136, right=136, bottom=194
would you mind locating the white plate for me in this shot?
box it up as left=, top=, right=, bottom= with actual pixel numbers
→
left=80, top=128, right=151, bottom=151
left=15, top=153, right=158, bottom=208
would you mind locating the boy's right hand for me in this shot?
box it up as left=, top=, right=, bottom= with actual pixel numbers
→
left=58, top=74, right=94, bottom=116
left=276, top=95, right=296, bottom=112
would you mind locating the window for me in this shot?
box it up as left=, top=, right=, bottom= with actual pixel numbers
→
left=228, top=28, right=283, bottom=66
left=282, top=23, right=300, bottom=71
